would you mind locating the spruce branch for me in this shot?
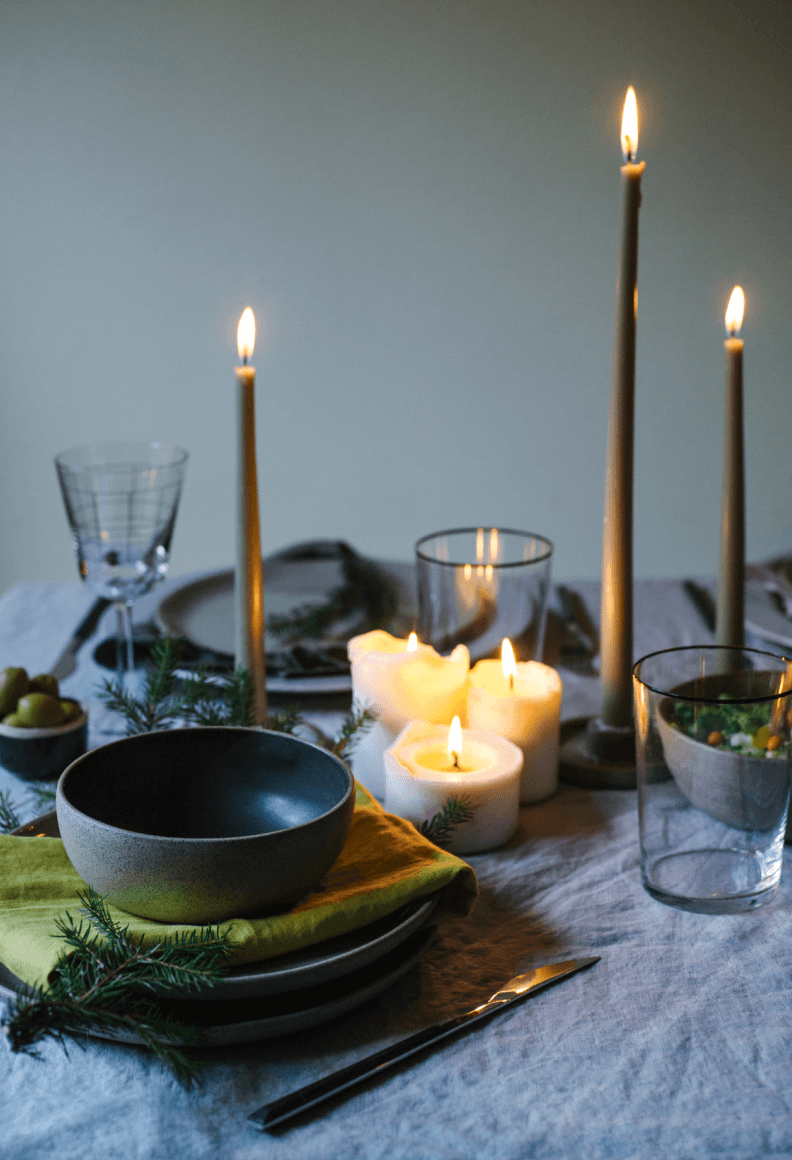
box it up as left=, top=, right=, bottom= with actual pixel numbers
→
left=418, top=797, right=477, bottom=848
left=267, top=548, right=397, bottom=641
left=98, top=636, right=182, bottom=735
left=268, top=705, right=302, bottom=736
left=0, top=791, right=22, bottom=834
left=332, top=703, right=377, bottom=764
left=2, top=887, right=234, bottom=1085
left=31, top=783, right=57, bottom=813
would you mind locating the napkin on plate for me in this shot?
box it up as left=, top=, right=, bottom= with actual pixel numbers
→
left=0, top=783, right=477, bottom=988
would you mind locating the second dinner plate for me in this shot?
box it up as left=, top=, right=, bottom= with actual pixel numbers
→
left=12, top=812, right=441, bottom=1000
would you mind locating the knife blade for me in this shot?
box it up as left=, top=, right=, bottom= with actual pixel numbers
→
left=249, top=955, right=600, bottom=1132
left=682, top=580, right=716, bottom=633
left=50, top=596, right=111, bottom=681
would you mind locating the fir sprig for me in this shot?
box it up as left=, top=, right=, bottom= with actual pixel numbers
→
left=267, top=547, right=397, bottom=641
left=0, top=790, right=21, bottom=835
left=332, top=703, right=377, bottom=763
left=175, top=666, right=253, bottom=727
left=418, top=797, right=477, bottom=848
left=30, top=783, right=57, bottom=813
left=3, top=887, right=234, bottom=1085
left=99, top=636, right=182, bottom=734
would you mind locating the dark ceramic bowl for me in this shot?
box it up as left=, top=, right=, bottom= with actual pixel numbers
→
left=56, top=727, right=355, bottom=924
left=0, top=703, right=87, bottom=781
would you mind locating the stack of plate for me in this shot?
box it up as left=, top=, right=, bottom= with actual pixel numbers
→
left=0, top=813, right=439, bottom=1047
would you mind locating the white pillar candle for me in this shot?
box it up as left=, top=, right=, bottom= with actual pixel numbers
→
left=384, top=718, right=522, bottom=854
left=468, top=642, right=562, bottom=804
left=348, top=629, right=469, bottom=799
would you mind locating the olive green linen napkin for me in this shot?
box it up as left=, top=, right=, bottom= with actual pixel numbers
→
left=0, top=783, right=477, bottom=987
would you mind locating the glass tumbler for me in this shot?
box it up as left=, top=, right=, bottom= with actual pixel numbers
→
left=634, top=645, right=792, bottom=914
left=415, top=528, right=553, bottom=663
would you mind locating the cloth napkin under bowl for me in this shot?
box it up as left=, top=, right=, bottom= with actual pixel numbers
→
left=0, top=783, right=477, bottom=987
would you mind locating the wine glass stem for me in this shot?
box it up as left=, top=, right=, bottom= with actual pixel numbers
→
left=115, top=601, right=135, bottom=681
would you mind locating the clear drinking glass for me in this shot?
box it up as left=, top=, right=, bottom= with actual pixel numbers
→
left=55, top=442, right=189, bottom=678
left=415, top=528, right=553, bottom=663
left=634, top=645, right=792, bottom=914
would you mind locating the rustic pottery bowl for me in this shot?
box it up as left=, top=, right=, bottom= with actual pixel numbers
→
left=56, top=727, right=355, bottom=924
left=0, top=701, right=87, bottom=781
left=657, top=676, right=792, bottom=835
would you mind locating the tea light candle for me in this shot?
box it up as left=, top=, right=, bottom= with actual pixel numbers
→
left=384, top=718, right=523, bottom=854
left=347, top=630, right=469, bottom=799
left=468, top=640, right=562, bottom=804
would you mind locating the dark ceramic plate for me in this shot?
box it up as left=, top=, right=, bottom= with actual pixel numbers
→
left=0, top=926, right=436, bottom=1046
left=11, top=812, right=440, bottom=999
left=155, top=547, right=416, bottom=694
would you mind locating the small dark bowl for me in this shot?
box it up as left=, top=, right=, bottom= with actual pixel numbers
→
left=0, top=703, right=87, bottom=781
left=56, top=727, right=355, bottom=924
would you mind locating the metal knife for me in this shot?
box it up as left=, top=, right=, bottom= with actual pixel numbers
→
left=682, top=580, right=716, bottom=633
left=249, top=956, right=600, bottom=1132
left=50, top=597, right=111, bottom=681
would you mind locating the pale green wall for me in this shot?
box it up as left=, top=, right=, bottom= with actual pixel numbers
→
left=0, top=0, right=790, bottom=589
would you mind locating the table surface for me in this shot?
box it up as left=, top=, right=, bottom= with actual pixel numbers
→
left=1, top=575, right=791, bottom=1160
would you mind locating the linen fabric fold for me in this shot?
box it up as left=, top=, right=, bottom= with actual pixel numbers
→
left=0, top=783, right=477, bottom=987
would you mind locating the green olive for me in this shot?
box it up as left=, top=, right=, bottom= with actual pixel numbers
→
left=15, top=693, right=67, bottom=728
left=29, top=673, right=60, bottom=699
left=0, top=667, right=29, bottom=717
left=2, top=712, right=25, bottom=727
left=59, top=700, right=82, bottom=722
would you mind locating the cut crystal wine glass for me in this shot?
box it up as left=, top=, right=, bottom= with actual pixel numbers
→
left=55, top=441, right=189, bottom=680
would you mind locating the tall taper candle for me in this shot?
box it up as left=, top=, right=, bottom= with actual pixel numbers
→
left=235, top=307, right=268, bottom=724
left=599, top=87, right=645, bottom=730
left=716, top=286, right=745, bottom=649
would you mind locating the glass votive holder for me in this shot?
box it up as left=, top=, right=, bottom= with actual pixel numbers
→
left=633, top=645, right=792, bottom=914
left=415, top=528, right=553, bottom=664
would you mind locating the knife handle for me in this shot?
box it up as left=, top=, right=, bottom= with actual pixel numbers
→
left=249, top=1015, right=468, bottom=1131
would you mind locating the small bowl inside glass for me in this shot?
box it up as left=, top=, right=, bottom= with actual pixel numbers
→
left=0, top=703, right=88, bottom=781
left=415, top=528, right=553, bottom=663
left=633, top=646, right=792, bottom=914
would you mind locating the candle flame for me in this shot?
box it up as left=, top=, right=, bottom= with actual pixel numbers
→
left=407, top=632, right=418, bottom=651
left=725, top=286, right=745, bottom=336
left=621, top=87, right=639, bottom=162
left=447, top=716, right=463, bottom=764
left=489, top=528, right=499, bottom=561
left=501, top=638, right=517, bottom=685
left=237, top=307, right=256, bottom=361
left=476, top=528, right=484, bottom=561
left=464, top=563, right=472, bottom=580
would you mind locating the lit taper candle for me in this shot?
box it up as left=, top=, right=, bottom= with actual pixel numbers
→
left=599, top=87, right=645, bottom=732
left=235, top=307, right=268, bottom=724
left=716, top=286, right=745, bottom=649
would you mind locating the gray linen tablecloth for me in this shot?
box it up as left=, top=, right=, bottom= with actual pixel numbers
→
left=1, top=577, right=791, bottom=1160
